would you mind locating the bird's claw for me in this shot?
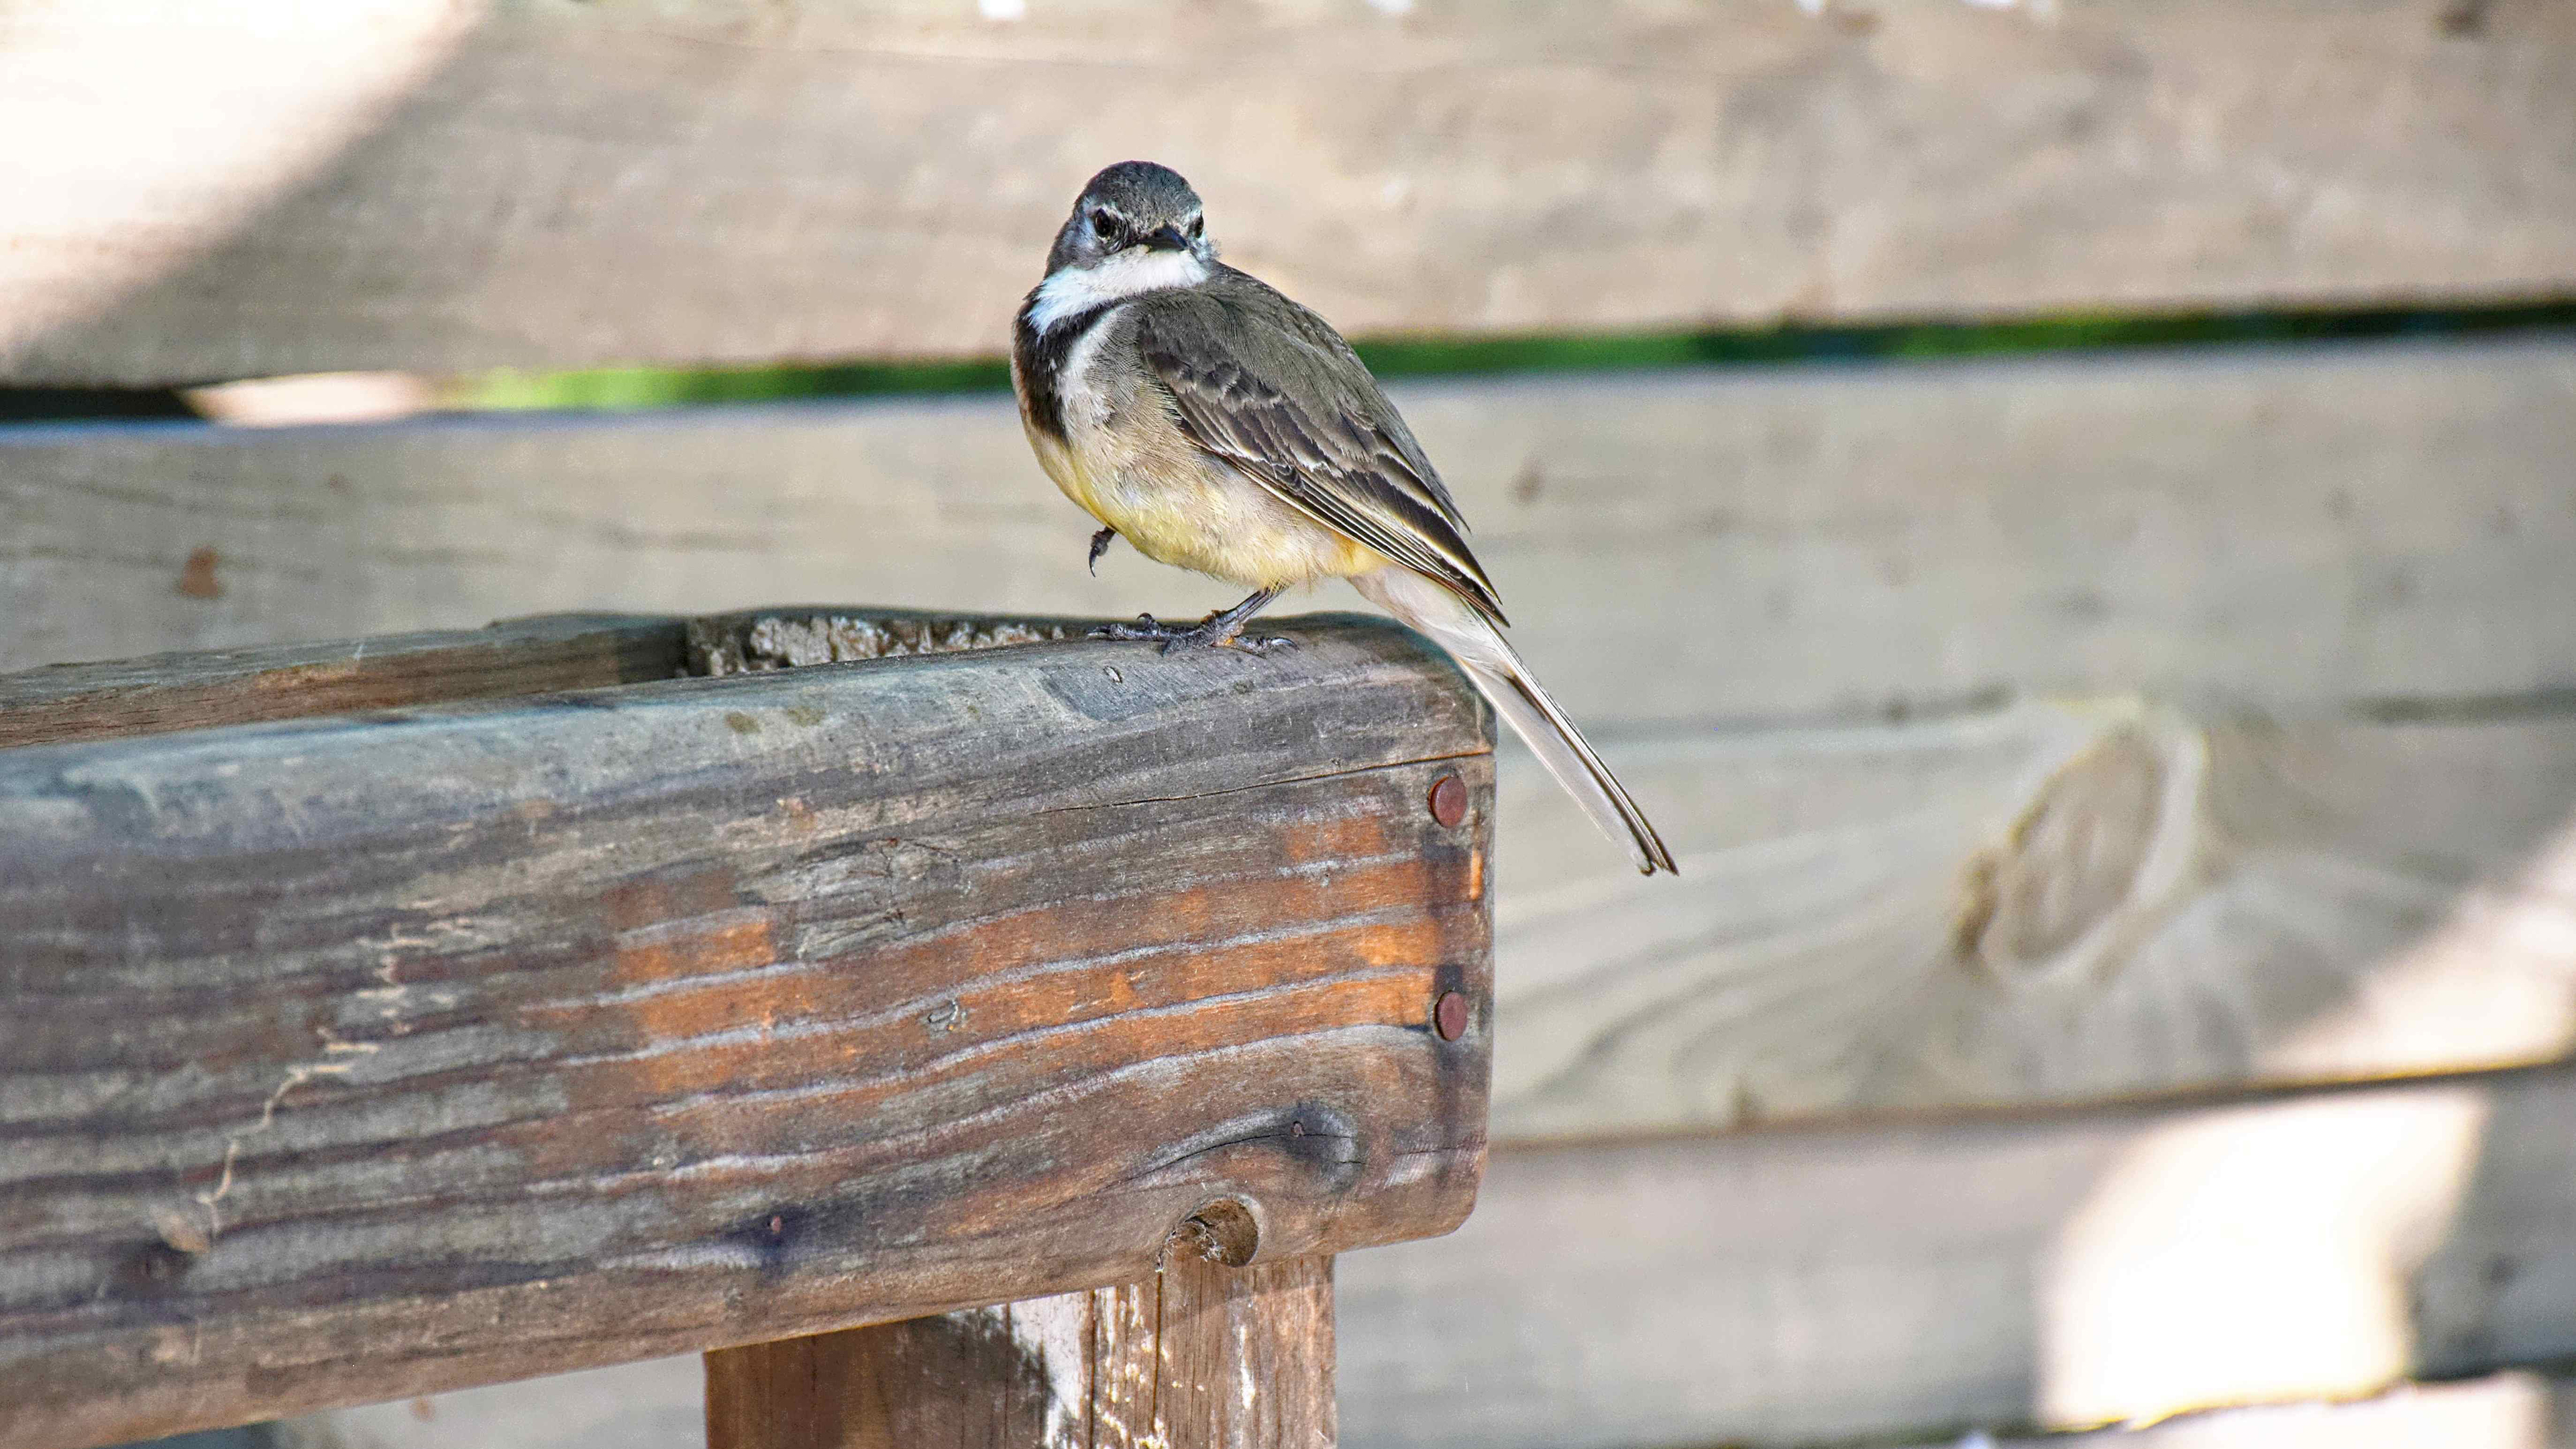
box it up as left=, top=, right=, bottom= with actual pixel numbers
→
left=1087, top=612, right=1295, bottom=655
left=1088, top=612, right=1171, bottom=643
left=1087, top=527, right=1117, bottom=576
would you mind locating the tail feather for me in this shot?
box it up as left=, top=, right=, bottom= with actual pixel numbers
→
left=1354, top=568, right=1675, bottom=876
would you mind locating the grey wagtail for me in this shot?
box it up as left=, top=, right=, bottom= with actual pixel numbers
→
left=1011, top=161, right=1675, bottom=876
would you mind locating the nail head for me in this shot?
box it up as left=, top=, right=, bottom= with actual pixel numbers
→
left=1428, top=773, right=1468, bottom=829
left=1434, top=989, right=1469, bottom=1041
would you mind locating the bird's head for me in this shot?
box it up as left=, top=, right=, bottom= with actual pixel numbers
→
left=1045, top=161, right=1218, bottom=276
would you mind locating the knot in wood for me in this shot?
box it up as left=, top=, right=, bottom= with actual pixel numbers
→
left=1955, top=720, right=2193, bottom=984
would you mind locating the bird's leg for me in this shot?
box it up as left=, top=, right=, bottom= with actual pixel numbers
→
left=1087, top=527, right=1117, bottom=576
left=1090, top=586, right=1294, bottom=654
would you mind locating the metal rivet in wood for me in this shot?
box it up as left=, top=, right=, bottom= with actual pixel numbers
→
left=1429, top=772, right=1468, bottom=828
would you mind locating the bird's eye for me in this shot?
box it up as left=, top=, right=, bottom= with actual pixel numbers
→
left=1088, top=209, right=1121, bottom=241
left=1187, top=216, right=1203, bottom=239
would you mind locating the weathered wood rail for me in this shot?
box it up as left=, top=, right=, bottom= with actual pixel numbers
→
left=0, top=610, right=1493, bottom=1449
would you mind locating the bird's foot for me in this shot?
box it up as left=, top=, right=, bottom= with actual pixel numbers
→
left=1087, top=611, right=1294, bottom=655
left=1087, top=527, right=1118, bottom=576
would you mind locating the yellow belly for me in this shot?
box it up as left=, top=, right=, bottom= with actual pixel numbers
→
left=1021, top=412, right=1383, bottom=590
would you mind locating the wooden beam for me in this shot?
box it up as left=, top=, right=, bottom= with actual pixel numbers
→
left=5, top=3, right=2571, bottom=382
left=1340, top=1063, right=2576, bottom=1448
left=706, top=1251, right=1334, bottom=1449
left=0, top=617, right=1491, bottom=1449
left=9, top=339, right=2571, bottom=723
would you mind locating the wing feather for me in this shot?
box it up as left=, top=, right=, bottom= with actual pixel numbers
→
left=1134, top=276, right=1506, bottom=623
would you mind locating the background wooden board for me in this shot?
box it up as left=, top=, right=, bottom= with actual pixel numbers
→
left=240, top=1366, right=2576, bottom=1449
left=6, top=1, right=2573, bottom=382
left=1340, top=1064, right=2576, bottom=1448
left=276, top=1365, right=2576, bottom=1449
left=9, top=339, right=2571, bottom=722
left=1882, top=1375, right=2576, bottom=1449
left=1491, top=697, right=2576, bottom=1137
left=0, top=621, right=1491, bottom=1449
left=271, top=1077, right=2576, bottom=1449
left=11, top=342, right=2575, bottom=1134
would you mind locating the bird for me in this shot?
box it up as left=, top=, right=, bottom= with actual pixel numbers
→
left=1010, top=161, right=1675, bottom=876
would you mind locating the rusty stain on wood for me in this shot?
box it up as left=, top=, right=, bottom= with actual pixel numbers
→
left=173, top=546, right=221, bottom=600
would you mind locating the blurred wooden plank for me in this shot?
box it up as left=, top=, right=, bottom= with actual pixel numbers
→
left=0, top=612, right=685, bottom=749
left=8, top=339, right=2571, bottom=724
left=1340, top=1063, right=2576, bottom=1448
left=705, top=1252, right=1333, bottom=1449
left=0, top=619, right=1491, bottom=1449
left=1494, top=697, right=2576, bottom=1136
left=275, top=1364, right=2576, bottom=1449
left=6, top=1, right=2573, bottom=382
left=1885, top=1373, right=2576, bottom=1448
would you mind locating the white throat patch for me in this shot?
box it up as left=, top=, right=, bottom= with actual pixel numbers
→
left=1028, top=248, right=1211, bottom=333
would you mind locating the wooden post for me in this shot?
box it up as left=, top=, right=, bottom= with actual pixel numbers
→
left=708, top=1225, right=1334, bottom=1449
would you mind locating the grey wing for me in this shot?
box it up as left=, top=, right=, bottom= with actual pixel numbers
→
left=1134, top=286, right=1507, bottom=624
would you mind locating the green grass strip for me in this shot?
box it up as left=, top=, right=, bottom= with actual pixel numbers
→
left=3, top=298, right=2570, bottom=425
left=445, top=299, right=2576, bottom=414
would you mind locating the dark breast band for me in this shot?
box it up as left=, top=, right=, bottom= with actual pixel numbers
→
left=1012, top=296, right=1120, bottom=441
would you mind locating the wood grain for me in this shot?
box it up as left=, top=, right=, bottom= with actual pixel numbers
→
left=1491, top=696, right=2576, bottom=1137
left=7, top=2, right=2573, bottom=382
left=706, top=1251, right=1332, bottom=1449
left=8, top=339, right=2571, bottom=724
left=0, top=618, right=1491, bottom=1449
left=1340, top=1063, right=2576, bottom=1448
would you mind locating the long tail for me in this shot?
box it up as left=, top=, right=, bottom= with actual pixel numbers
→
left=1352, top=568, right=1676, bottom=875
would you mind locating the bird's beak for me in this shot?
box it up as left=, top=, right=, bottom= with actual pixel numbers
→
left=1142, top=225, right=1191, bottom=252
